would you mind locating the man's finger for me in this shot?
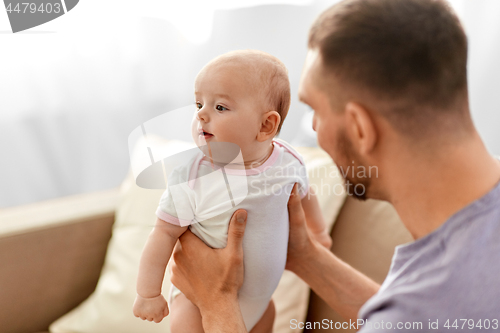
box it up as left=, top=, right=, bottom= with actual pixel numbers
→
left=227, top=209, right=247, bottom=253
left=177, top=228, right=205, bottom=254
left=170, top=259, right=180, bottom=287
left=172, top=239, right=181, bottom=255
left=288, top=183, right=306, bottom=225
left=171, top=239, right=182, bottom=268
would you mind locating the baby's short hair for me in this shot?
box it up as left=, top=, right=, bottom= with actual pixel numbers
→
left=207, top=50, right=291, bottom=134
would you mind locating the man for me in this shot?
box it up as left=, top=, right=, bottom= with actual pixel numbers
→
left=170, top=0, right=500, bottom=331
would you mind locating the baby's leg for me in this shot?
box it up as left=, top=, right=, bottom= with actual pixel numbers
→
left=171, top=294, right=275, bottom=333
left=169, top=293, right=204, bottom=333
left=250, top=299, right=275, bottom=333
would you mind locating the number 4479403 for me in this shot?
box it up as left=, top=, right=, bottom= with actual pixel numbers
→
left=6, top=2, right=61, bottom=14
left=444, top=319, right=499, bottom=330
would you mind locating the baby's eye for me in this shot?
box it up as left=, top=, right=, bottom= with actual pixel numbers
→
left=196, top=102, right=203, bottom=110
left=216, top=105, right=228, bottom=111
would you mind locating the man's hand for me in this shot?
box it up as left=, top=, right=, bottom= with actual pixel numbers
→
left=286, top=183, right=380, bottom=321
left=286, top=183, right=318, bottom=272
left=170, top=209, right=248, bottom=332
left=311, top=229, right=333, bottom=249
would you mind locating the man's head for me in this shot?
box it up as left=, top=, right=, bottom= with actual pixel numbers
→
left=192, top=50, right=290, bottom=159
left=299, top=0, right=473, bottom=200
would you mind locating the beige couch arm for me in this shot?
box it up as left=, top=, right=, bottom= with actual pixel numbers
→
left=0, top=189, right=120, bottom=333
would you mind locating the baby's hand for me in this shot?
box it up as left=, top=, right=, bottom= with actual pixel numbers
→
left=311, top=229, right=332, bottom=249
left=133, top=294, right=169, bottom=323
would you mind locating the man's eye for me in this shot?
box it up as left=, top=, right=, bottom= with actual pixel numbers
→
left=196, top=103, right=202, bottom=110
left=216, top=105, right=228, bottom=111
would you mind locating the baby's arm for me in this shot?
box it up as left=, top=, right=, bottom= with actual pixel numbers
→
left=133, top=217, right=188, bottom=322
left=301, top=188, right=332, bottom=249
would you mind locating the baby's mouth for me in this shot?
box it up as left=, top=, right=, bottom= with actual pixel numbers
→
left=199, top=130, right=214, bottom=140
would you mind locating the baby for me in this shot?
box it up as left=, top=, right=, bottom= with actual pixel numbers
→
left=133, top=50, right=331, bottom=332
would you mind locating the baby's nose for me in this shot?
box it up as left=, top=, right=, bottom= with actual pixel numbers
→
left=197, top=109, right=209, bottom=122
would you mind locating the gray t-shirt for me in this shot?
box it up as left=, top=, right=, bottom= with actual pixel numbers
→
left=357, top=179, right=500, bottom=332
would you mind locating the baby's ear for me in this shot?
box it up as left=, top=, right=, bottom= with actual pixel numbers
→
left=257, top=111, right=280, bottom=142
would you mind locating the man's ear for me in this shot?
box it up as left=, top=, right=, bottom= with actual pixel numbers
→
left=257, top=111, right=281, bottom=142
left=344, top=102, right=377, bottom=155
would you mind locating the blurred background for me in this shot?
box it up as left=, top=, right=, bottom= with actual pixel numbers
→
left=0, top=0, right=499, bottom=208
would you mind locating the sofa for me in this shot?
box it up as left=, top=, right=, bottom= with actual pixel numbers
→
left=0, top=144, right=413, bottom=333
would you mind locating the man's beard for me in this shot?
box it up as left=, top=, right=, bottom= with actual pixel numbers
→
left=336, top=129, right=371, bottom=201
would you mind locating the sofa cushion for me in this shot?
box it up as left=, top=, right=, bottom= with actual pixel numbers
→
left=49, top=140, right=346, bottom=333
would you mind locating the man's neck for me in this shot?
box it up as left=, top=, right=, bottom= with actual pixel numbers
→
left=385, top=132, right=500, bottom=240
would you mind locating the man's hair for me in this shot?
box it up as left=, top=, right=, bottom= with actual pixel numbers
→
left=308, top=0, right=470, bottom=136
left=209, top=50, right=291, bottom=134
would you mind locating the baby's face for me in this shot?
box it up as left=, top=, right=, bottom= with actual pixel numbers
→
left=192, top=62, right=265, bottom=157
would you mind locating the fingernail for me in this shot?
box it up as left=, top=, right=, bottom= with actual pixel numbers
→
left=237, top=211, right=246, bottom=223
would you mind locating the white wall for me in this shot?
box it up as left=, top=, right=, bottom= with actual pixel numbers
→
left=458, top=0, right=500, bottom=156
left=0, top=0, right=499, bottom=208
left=0, top=2, right=332, bottom=208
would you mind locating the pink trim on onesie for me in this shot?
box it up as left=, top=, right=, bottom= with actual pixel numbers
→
left=273, top=139, right=305, bottom=165
left=189, top=140, right=309, bottom=197
left=199, top=140, right=280, bottom=176
left=155, top=207, right=192, bottom=227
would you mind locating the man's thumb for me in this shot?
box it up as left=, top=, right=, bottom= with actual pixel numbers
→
left=227, top=209, right=247, bottom=251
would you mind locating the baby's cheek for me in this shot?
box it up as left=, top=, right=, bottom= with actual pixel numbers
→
left=191, top=131, right=198, bottom=145
left=191, top=120, right=199, bottom=143
left=229, top=126, right=252, bottom=144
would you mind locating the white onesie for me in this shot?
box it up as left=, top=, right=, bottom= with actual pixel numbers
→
left=155, top=139, right=308, bottom=331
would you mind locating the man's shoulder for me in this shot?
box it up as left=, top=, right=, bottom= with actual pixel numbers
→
left=358, top=189, right=500, bottom=327
left=442, top=180, right=500, bottom=261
